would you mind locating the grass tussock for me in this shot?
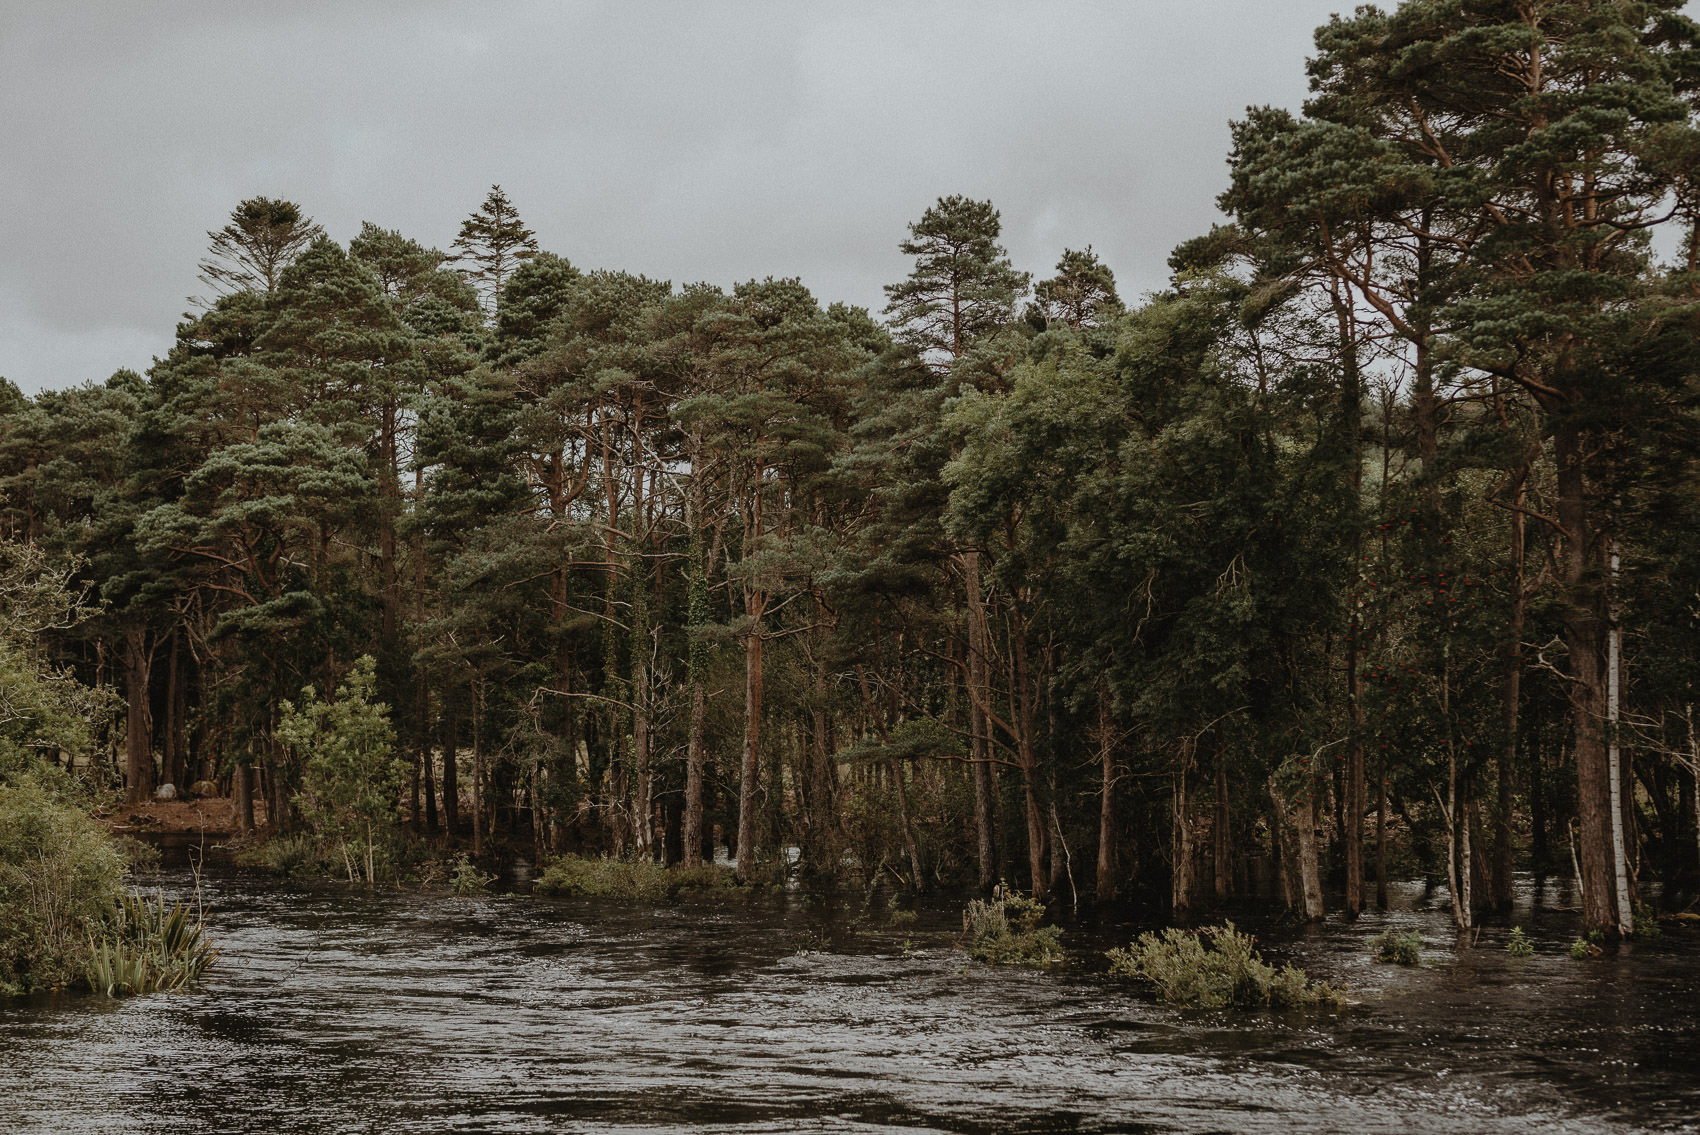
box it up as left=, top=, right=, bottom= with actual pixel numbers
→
left=86, top=890, right=218, bottom=997
left=1107, top=923, right=1345, bottom=1009
left=533, top=855, right=736, bottom=902
left=963, top=892, right=1064, bottom=967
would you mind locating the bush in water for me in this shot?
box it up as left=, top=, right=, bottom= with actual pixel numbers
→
left=533, top=856, right=736, bottom=902
left=963, top=891, right=1063, bottom=967
left=1107, top=923, right=1345, bottom=1009
left=1373, top=929, right=1423, bottom=966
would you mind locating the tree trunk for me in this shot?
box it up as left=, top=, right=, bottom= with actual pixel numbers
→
left=735, top=600, right=764, bottom=881
left=1172, top=764, right=1194, bottom=916
left=1554, top=417, right=1620, bottom=932
left=1296, top=787, right=1324, bottom=922
left=442, top=705, right=460, bottom=844
left=1213, top=749, right=1232, bottom=901
left=1096, top=681, right=1117, bottom=901
left=963, top=551, right=997, bottom=891
left=121, top=626, right=153, bottom=803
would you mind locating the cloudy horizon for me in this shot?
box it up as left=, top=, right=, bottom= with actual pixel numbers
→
left=3, top=1, right=1357, bottom=396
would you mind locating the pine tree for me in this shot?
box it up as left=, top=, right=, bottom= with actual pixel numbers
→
left=883, top=195, right=1029, bottom=364
left=449, top=185, right=539, bottom=325
left=196, top=197, right=324, bottom=302
left=1031, top=246, right=1121, bottom=329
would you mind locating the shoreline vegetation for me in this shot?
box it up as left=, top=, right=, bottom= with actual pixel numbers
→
left=7, top=2, right=1700, bottom=1000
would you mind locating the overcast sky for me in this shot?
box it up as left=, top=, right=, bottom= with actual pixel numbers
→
left=2, top=1, right=1357, bottom=396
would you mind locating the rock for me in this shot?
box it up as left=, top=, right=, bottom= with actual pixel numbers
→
left=154, top=783, right=178, bottom=801
left=186, top=780, right=219, bottom=798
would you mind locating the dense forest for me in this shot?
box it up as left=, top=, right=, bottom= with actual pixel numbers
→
left=5, top=0, right=1700, bottom=939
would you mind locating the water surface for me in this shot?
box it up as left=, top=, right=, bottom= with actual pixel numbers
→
left=3, top=870, right=1697, bottom=1133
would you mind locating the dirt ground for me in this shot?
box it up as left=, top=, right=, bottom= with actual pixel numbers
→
left=99, top=795, right=265, bottom=838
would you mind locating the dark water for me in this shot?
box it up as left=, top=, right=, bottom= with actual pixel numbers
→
left=4, top=869, right=1698, bottom=1134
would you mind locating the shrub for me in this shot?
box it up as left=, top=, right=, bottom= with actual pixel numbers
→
left=963, top=892, right=1064, bottom=967
left=278, top=655, right=405, bottom=884
left=1571, top=937, right=1601, bottom=959
left=449, top=853, right=493, bottom=896
left=1507, top=927, right=1534, bottom=957
left=533, top=856, right=736, bottom=902
left=0, top=776, right=126, bottom=994
left=1107, top=923, right=1344, bottom=1009
left=1373, top=929, right=1423, bottom=966
left=86, top=890, right=218, bottom=997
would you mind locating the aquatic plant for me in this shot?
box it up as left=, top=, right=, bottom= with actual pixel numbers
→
left=532, top=856, right=736, bottom=902
left=1632, top=902, right=1663, bottom=940
left=1372, top=929, right=1423, bottom=966
left=449, top=853, right=493, bottom=896
left=1570, top=937, right=1601, bottom=959
left=1108, top=923, right=1344, bottom=1009
left=86, top=890, right=217, bottom=997
left=962, top=892, right=1063, bottom=967
left=1506, top=927, right=1534, bottom=957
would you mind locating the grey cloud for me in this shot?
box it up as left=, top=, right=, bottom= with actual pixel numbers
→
left=3, top=0, right=1350, bottom=394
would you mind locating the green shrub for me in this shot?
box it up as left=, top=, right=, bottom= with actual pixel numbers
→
left=0, top=776, right=126, bottom=994
left=533, top=855, right=736, bottom=902
left=1107, top=923, right=1344, bottom=1009
left=278, top=655, right=405, bottom=884
left=1570, top=937, right=1596, bottom=959
left=1507, top=927, right=1534, bottom=957
left=1632, top=902, right=1663, bottom=940
left=963, top=892, right=1064, bottom=967
left=450, top=853, right=493, bottom=896
left=1373, top=929, right=1423, bottom=966
left=86, top=890, right=218, bottom=997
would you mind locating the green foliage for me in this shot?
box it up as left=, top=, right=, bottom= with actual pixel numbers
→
left=1108, top=923, right=1345, bottom=1009
left=962, top=892, right=1064, bottom=967
left=449, top=853, right=493, bottom=896
left=1507, top=927, right=1534, bottom=957
left=278, top=656, right=404, bottom=882
left=1571, top=937, right=1600, bottom=960
left=532, top=856, right=737, bottom=903
left=86, top=890, right=218, bottom=997
left=1633, top=903, right=1664, bottom=940
left=238, top=833, right=336, bottom=878
left=0, top=776, right=126, bottom=993
left=1373, top=930, right=1423, bottom=966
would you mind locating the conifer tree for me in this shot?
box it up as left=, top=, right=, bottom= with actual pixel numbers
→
left=196, top=197, right=324, bottom=302
left=450, top=185, right=540, bottom=325
left=883, top=195, right=1028, bottom=364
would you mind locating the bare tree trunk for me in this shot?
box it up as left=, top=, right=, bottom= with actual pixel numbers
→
left=121, top=626, right=153, bottom=803
left=1096, top=681, right=1117, bottom=901
left=1296, top=788, right=1324, bottom=922
left=964, top=551, right=996, bottom=891
left=1172, top=762, right=1194, bottom=916
left=1213, top=749, right=1232, bottom=901
left=1607, top=532, right=1634, bottom=933
left=735, top=599, right=764, bottom=881
left=1011, top=607, right=1046, bottom=899
left=1555, top=417, right=1620, bottom=932
left=442, top=705, right=460, bottom=845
